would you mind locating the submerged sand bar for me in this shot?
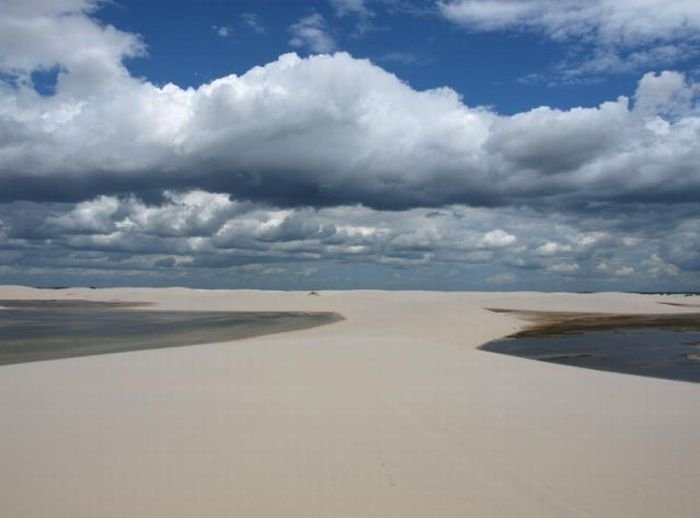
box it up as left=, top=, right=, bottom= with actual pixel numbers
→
left=1, top=287, right=700, bottom=517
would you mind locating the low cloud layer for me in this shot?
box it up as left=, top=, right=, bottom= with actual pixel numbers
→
left=0, top=0, right=698, bottom=289
left=0, top=190, right=696, bottom=289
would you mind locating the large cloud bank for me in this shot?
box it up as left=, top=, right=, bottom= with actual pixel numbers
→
left=2, top=1, right=700, bottom=207
left=0, top=0, right=698, bottom=288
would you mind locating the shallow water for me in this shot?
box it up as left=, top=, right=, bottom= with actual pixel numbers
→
left=0, top=300, right=340, bottom=366
left=482, top=328, right=700, bottom=383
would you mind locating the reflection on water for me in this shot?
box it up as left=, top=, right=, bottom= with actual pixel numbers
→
left=0, top=300, right=341, bottom=366
left=482, top=328, right=700, bottom=383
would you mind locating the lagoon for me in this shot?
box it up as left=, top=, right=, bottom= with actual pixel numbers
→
left=482, top=327, right=700, bottom=383
left=0, top=299, right=340, bottom=366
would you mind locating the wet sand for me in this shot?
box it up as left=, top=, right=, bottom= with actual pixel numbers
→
left=1, top=287, right=700, bottom=517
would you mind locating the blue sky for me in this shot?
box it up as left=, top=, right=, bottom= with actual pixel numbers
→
left=97, top=0, right=667, bottom=114
left=0, top=0, right=699, bottom=291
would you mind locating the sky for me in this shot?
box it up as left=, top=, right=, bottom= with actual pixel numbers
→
left=0, top=0, right=699, bottom=291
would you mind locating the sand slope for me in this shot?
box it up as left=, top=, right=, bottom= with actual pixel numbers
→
left=1, top=287, right=699, bottom=517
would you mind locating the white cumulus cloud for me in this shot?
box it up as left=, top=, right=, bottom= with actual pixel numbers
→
left=482, top=229, right=517, bottom=247
left=1, top=2, right=699, bottom=211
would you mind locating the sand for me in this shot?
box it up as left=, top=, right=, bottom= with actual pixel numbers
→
left=0, top=286, right=699, bottom=517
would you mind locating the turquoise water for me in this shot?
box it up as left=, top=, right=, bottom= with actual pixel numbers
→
left=482, top=328, right=700, bottom=383
left=0, top=300, right=340, bottom=366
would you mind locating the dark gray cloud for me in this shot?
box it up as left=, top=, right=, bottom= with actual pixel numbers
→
left=0, top=191, right=696, bottom=289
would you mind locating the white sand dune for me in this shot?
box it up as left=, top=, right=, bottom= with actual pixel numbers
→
left=1, top=287, right=699, bottom=517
